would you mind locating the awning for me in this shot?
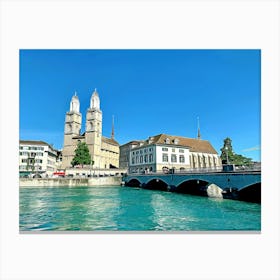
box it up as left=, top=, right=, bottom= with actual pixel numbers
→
left=53, top=171, right=65, bottom=175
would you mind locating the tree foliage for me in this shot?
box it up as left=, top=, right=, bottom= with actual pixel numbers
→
left=71, top=141, right=91, bottom=167
left=220, top=137, right=253, bottom=166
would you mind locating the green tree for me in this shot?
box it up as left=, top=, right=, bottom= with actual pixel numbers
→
left=71, top=142, right=91, bottom=167
left=220, top=137, right=253, bottom=166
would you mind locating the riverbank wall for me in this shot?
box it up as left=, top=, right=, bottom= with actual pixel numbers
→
left=19, top=176, right=122, bottom=187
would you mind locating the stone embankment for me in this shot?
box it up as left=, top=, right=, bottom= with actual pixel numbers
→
left=19, top=176, right=122, bottom=187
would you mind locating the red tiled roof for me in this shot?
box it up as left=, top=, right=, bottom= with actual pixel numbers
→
left=147, top=134, right=218, bottom=154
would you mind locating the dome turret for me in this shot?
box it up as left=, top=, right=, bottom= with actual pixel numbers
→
left=70, top=91, right=80, bottom=113
left=90, top=88, right=100, bottom=110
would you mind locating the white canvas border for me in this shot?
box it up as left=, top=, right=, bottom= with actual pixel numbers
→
left=0, top=0, right=279, bottom=279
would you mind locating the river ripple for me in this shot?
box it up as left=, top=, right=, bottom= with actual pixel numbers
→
left=19, top=186, right=261, bottom=231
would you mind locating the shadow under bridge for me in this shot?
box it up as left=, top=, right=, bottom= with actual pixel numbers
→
left=123, top=172, right=261, bottom=203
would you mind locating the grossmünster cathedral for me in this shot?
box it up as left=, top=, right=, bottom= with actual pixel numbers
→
left=61, top=89, right=119, bottom=169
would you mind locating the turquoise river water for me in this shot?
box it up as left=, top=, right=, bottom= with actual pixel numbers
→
left=19, top=186, right=261, bottom=231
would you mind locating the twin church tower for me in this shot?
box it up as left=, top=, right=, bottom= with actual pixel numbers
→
left=61, top=89, right=119, bottom=169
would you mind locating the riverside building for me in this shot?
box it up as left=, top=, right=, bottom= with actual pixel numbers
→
left=61, top=89, right=119, bottom=169
left=125, top=134, right=222, bottom=174
left=19, top=140, right=59, bottom=177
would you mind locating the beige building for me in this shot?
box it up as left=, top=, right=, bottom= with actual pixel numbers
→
left=125, top=134, right=222, bottom=174
left=62, top=89, right=119, bottom=169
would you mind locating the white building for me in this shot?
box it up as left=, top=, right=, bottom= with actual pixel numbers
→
left=19, top=140, right=58, bottom=177
left=128, top=134, right=222, bottom=174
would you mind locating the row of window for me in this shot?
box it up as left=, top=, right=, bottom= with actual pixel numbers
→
left=131, top=154, right=154, bottom=164
left=162, top=154, right=185, bottom=163
left=19, top=152, right=44, bottom=157
left=164, top=138, right=179, bottom=145
left=19, top=165, right=42, bottom=171
left=191, top=156, right=217, bottom=164
left=21, top=159, right=43, bottom=163
left=132, top=147, right=153, bottom=155
left=20, top=146, right=45, bottom=151
left=162, top=147, right=185, bottom=153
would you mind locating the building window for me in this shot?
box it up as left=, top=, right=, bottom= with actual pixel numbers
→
left=149, top=154, right=153, bottom=162
left=144, top=155, right=148, bottom=163
left=132, top=157, right=135, bottom=164
left=162, top=147, right=168, bottom=151
left=172, top=148, right=175, bottom=152
left=179, top=155, right=185, bottom=163
left=165, top=138, right=170, bottom=144
left=140, top=155, right=143, bottom=163
left=171, top=154, right=177, bottom=162
left=162, top=154, right=168, bottom=162
left=149, top=148, right=153, bottom=152
left=136, top=156, right=139, bottom=163
left=179, top=149, right=184, bottom=153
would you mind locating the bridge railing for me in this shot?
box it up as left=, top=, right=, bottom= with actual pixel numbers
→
left=127, top=166, right=261, bottom=176
left=128, top=167, right=223, bottom=176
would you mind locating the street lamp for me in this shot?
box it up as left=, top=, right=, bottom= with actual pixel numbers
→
left=225, top=146, right=229, bottom=164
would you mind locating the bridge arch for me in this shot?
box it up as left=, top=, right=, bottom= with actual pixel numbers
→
left=175, top=179, right=211, bottom=196
left=238, top=182, right=261, bottom=203
left=145, top=178, right=169, bottom=191
left=126, top=178, right=141, bottom=187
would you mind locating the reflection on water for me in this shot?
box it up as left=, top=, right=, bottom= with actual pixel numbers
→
left=19, top=186, right=261, bottom=231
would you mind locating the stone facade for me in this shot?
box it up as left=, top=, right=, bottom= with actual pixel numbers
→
left=61, top=90, right=120, bottom=169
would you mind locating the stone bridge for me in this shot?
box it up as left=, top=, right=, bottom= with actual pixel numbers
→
left=122, top=171, right=261, bottom=203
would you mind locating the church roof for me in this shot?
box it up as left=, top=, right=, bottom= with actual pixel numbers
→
left=143, top=134, right=218, bottom=154
left=102, top=136, right=119, bottom=146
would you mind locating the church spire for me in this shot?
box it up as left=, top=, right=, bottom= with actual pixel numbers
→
left=70, top=92, right=80, bottom=113
left=197, top=117, right=201, bottom=140
left=111, top=115, right=115, bottom=140
left=90, top=88, right=100, bottom=110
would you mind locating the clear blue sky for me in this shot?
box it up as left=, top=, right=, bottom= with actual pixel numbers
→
left=20, top=49, right=261, bottom=161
